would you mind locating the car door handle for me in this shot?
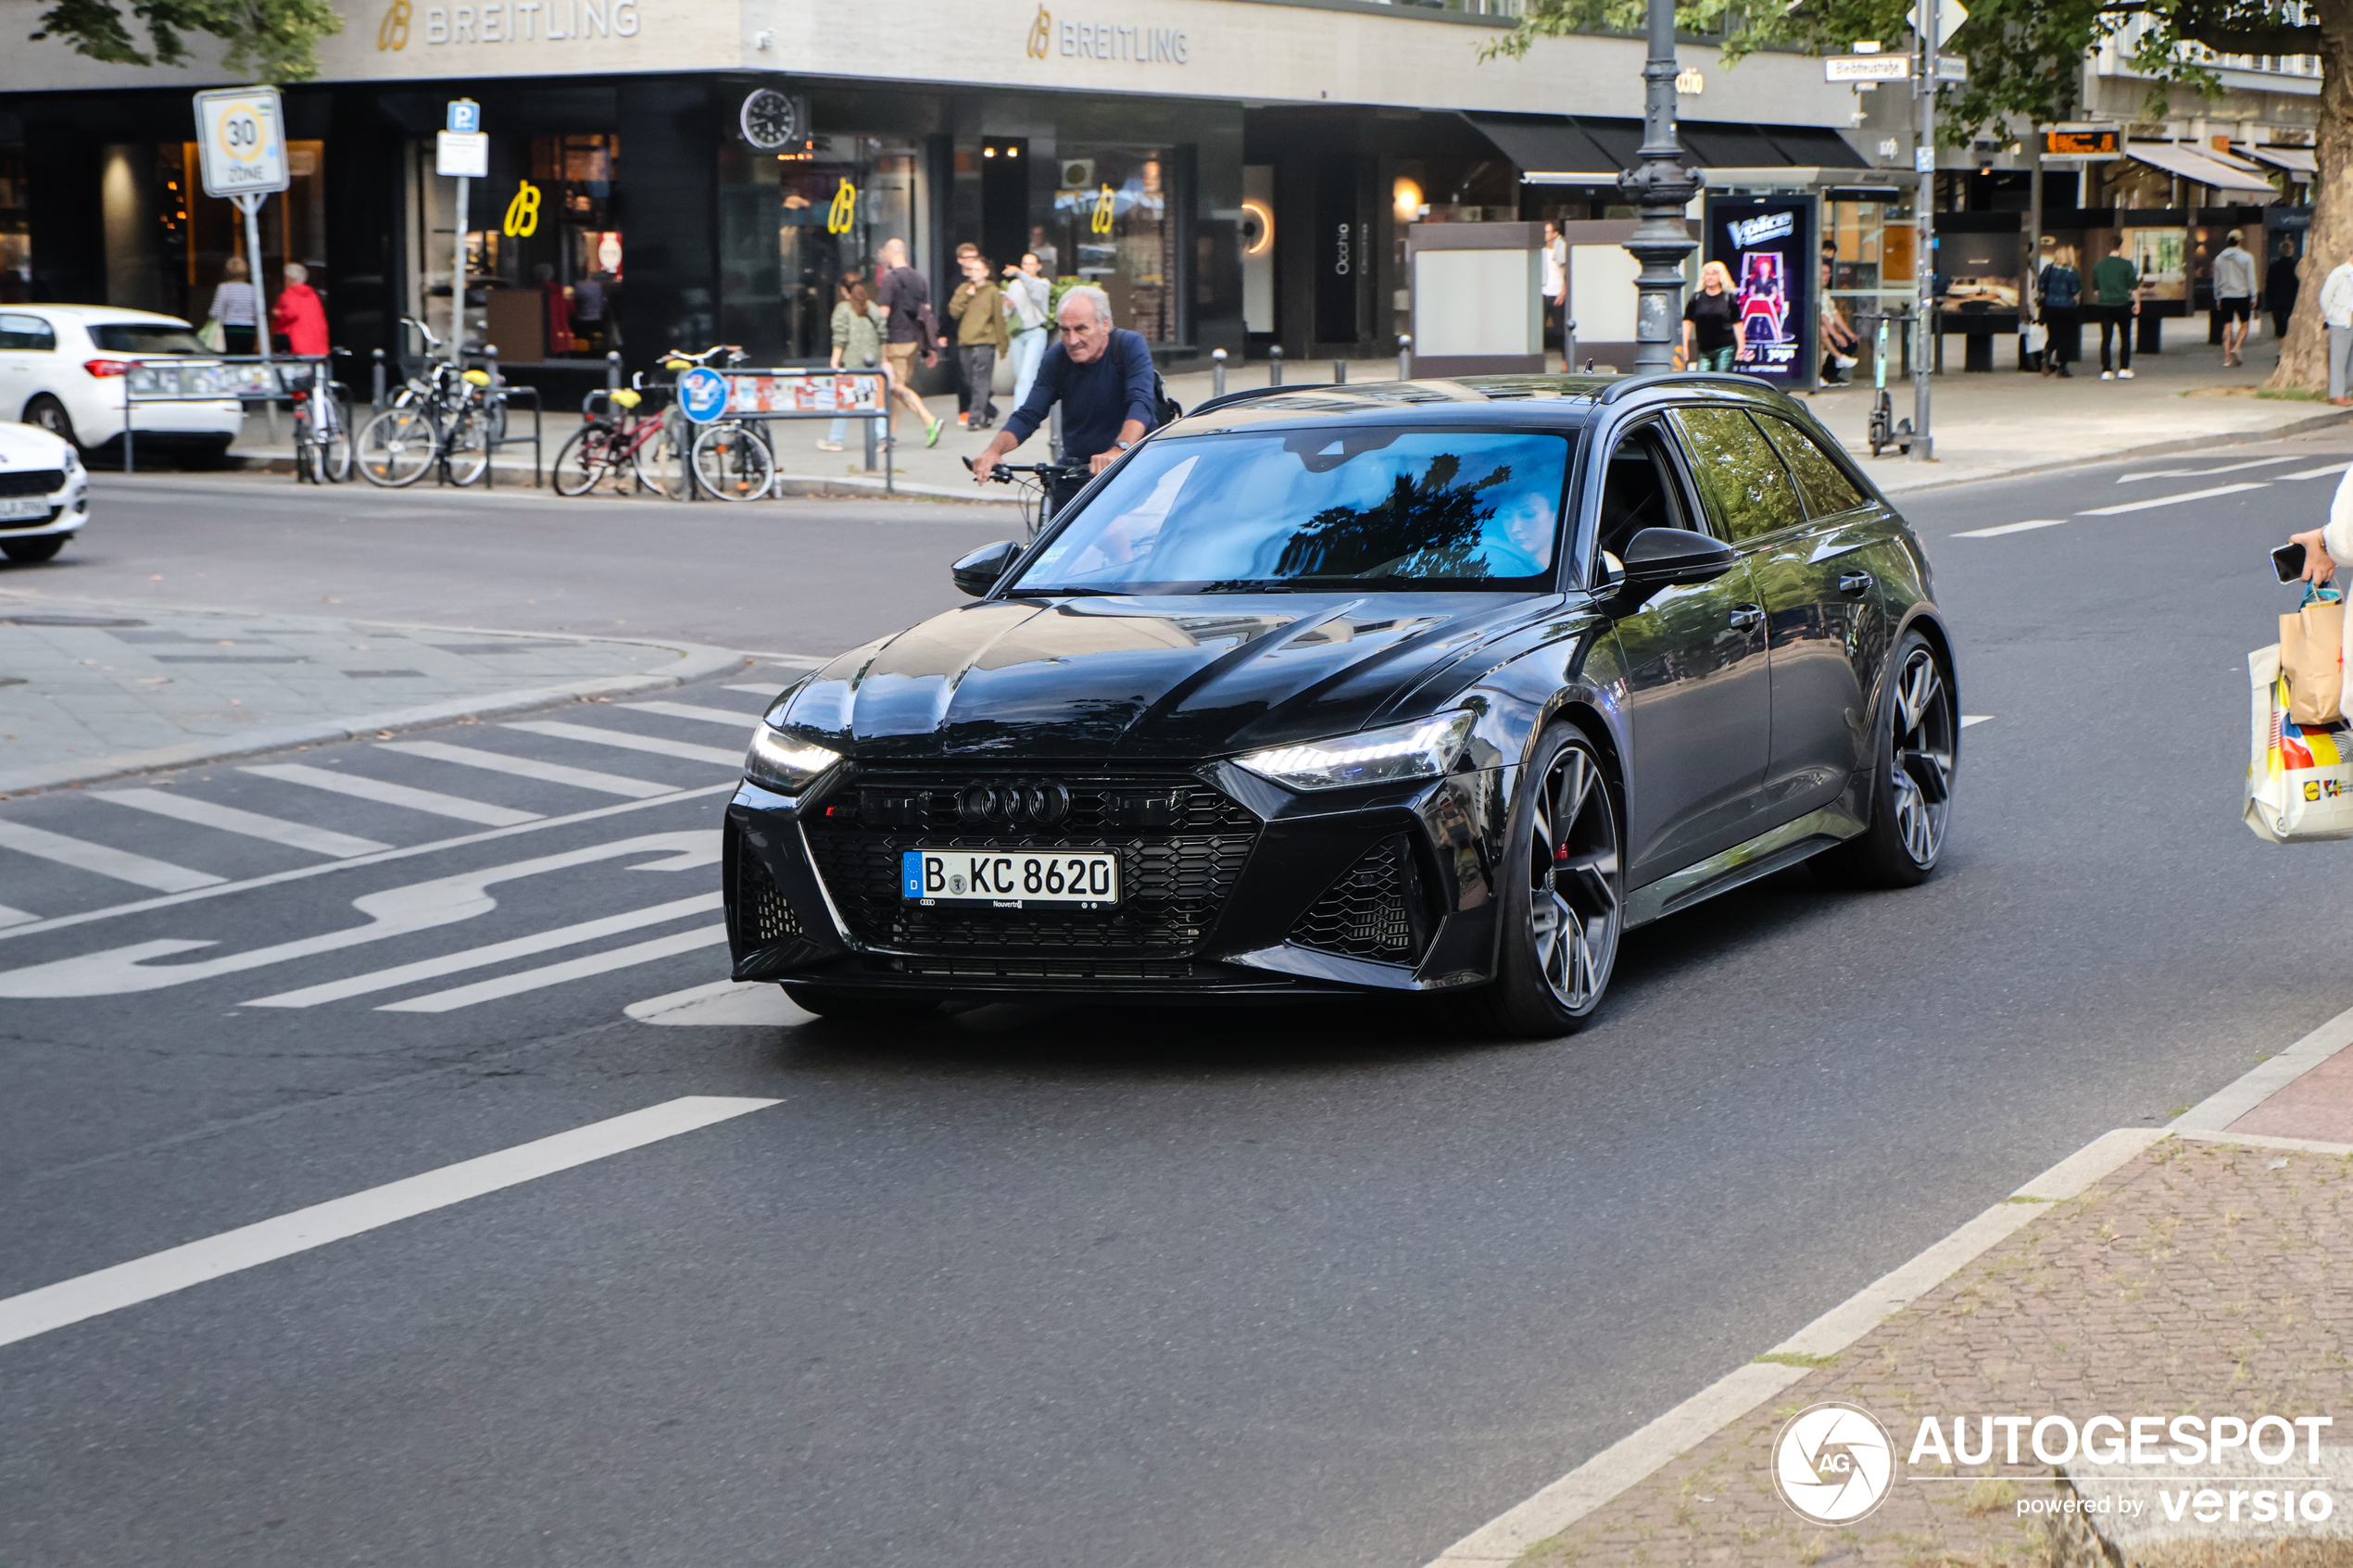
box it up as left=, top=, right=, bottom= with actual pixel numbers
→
left=1729, top=605, right=1765, bottom=631
left=1837, top=570, right=1874, bottom=596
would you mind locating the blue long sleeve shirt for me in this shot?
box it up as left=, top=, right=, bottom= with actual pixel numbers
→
left=1000, top=328, right=1159, bottom=461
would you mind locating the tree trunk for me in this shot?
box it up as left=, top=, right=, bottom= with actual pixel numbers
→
left=2271, top=0, right=2353, bottom=392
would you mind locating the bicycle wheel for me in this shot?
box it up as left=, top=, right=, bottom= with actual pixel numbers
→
left=633, top=421, right=688, bottom=499
left=444, top=408, right=490, bottom=486
left=318, top=389, right=354, bottom=483
left=358, top=406, right=436, bottom=488
left=553, top=426, right=614, bottom=497
left=692, top=422, right=774, bottom=501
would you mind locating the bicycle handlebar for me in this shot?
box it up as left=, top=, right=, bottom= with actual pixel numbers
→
left=964, top=457, right=1089, bottom=483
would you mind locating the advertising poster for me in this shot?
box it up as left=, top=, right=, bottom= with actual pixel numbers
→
left=1705, top=196, right=1815, bottom=384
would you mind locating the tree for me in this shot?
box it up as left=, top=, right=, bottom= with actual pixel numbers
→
left=31, top=0, right=343, bottom=84
left=1488, top=0, right=2346, bottom=391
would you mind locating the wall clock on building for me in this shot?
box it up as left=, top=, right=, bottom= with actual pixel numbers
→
left=739, top=89, right=806, bottom=152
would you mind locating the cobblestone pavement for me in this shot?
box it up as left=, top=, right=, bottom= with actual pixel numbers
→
left=1504, top=1126, right=2353, bottom=1568
left=0, top=590, right=740, bottom=794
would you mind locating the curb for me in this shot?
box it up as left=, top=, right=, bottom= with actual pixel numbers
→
left=0, top=607, right=748, bottom=797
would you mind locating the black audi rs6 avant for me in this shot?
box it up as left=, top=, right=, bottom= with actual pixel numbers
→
left=724, top=372, right=1957, bottom=1035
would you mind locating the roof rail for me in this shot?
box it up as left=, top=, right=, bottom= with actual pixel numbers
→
left=1597, top=371, right=1782, bottom=406
left=1183, top=383, right=1336, bottom=418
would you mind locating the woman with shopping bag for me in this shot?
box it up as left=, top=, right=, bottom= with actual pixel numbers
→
left=2257, top=480, right=2353, bottom=838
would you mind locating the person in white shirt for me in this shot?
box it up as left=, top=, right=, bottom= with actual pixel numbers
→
left=1000, top=252, right=1052, bottom=410
left=2322, top=249, right=2353, bottom=406
left=2212, top=230, right=2259, bottom=367
left=1541, top=221, right=1567, bottom=366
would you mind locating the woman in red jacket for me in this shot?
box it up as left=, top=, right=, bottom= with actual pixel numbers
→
left=270, top=263, right=330, bottom=358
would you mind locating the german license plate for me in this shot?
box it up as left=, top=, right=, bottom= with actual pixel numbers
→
left=0, top=499, right=49, bottom=521
left=901, top=848, right=1120, bottom=907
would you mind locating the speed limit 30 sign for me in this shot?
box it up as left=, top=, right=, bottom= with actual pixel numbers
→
left=193, top=86, right=290, bottom=198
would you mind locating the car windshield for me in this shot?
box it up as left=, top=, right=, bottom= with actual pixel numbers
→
left=89, top=323, right=207, bottom=355
left=1008, top=428, right=1573, bottom=595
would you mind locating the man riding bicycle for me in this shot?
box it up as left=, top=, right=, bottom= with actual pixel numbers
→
left=970, top=285, right=1158, bottom=509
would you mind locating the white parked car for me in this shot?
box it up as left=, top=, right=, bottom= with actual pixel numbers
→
left=0, top=420, right=89, bottom=564
left=0, top=305, right=244, bottom=458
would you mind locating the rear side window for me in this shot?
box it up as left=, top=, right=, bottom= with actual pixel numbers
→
left=90, top=323, right=207, bottom=355
left=0, top=314, right=57, bottom=352
left=1758, top=415, right=1869, bottom=520
left=1669, top=407, right=1804, bottom=543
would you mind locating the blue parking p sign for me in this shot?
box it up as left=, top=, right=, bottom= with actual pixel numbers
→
left=676, top=367, right=731, bottom=424
left=447, top=99, right=481, bottom=135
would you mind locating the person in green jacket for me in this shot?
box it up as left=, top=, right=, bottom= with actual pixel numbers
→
left=824, top=274, right=888, bottom=452
left=948, top=255, right=1012, bottom=431
left=2089, top=242, right=2141, bottom=381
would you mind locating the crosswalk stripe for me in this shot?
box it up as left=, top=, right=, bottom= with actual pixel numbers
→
left=0, top=903, right=37, bottom=928
left=240, top=764, right=543, bottom=827
left=2078, top=482, right=2271, bottom=516
left=726, top=683, right=789, bottom=696
left=379, top=740, right=672, bottom=799
left=2283, top=462, right=2353, bottom=481
left=2116, top=456, right=2301, bottom=483
left=1961, top=715, right=1992, bottom=728
left=0, top=1096, right=780, bottom=1349
left=245, top=893, right=724, bottom=1008
left=377, top=924, right=729, bottom=1012
left=97, top=788, right=390, bottom=859
left=0, top=820, right=224, bottom=893
left=504, top=720, right=743, bottom=768
left=623, top=700, right=762, bottom=728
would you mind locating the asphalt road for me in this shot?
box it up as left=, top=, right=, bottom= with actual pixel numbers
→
left=4, top=431, right=2351, bottom=1567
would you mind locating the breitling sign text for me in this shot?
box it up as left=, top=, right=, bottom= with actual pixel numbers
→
left=419, top=0, right=641, bottom=44
left=1026, top=6, right=1189, bottom=63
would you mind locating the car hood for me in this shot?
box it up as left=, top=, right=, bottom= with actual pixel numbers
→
left=0, top=422, right=73, bottom=470
left=775, top=592, right=1569, bottom=760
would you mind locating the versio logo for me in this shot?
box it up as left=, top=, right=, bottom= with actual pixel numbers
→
left=1772, top=1401, right=1896, bottom=1524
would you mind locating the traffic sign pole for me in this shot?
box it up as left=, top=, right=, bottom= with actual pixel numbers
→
left=235, top=192, right=278, bottom=440
left=1913, top=0, right=1938, bottom=461
left=451, top=175, right=470, bottom=370
left=192, top=86, right=292, bottom=441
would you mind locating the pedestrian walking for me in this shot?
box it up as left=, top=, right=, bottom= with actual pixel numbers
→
left=2089, top=241, right=2139, bottom=380
left=269, top=262, right=329, bottom=358
left=2037, top=245, right=2083, bottom=378
left=949, top=241, right=982, bottom=427
left=2214, top=229, right=2259, bottom=367
left=1541, top=220, right=1567, bottom=366
left=1682, top=261, right=1739, bottom=372
left=2268, top=238, right=2301, bottom=347
left=2322, top=246, right=2353, bottom=406
left=822, top=274, right=888, bottom=453
left=208, top=256, right=259, bottom=356
left=1001, top=252, right=1051, bottom=409
left=948, top=253, right=1010, bottom=431
left=875, top=236, right=943, bottom=446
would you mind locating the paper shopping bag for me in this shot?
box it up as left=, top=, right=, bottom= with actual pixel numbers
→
left=2246, top=645, right=2353, bottom=841
left=2279, top=598, right=2346, bottom=727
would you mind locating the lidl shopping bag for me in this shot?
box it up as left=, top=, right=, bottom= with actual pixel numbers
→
left=2279, top=594, right=2346, bottom=727
left=2246, top=645, right=2353, bottom=841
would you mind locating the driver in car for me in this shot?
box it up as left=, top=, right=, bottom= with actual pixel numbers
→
left=971, top=284, right=1159, bottom=509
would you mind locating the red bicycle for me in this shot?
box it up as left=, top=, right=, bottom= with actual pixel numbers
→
left=552, top=383, right=686, bottom=498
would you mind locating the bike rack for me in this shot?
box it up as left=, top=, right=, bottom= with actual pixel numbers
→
left=117, top=353, right=339, bottom=478
left=468, top=347, right=543, bottom=490
left=676, top=368, right=893, bottom=499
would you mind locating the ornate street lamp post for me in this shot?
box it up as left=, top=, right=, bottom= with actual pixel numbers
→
left=1620, top=0, right=1703, bottom=372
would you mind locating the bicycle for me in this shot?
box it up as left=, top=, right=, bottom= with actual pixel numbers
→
left=291, top=351, right=353, bottom=484
left=357, top=318, right=497, bottom=487
left=553, top=382, right=687, bottom=498
left=967, top=457, right=1092, bottom=540
left=669, top=345, right=777, bottom=502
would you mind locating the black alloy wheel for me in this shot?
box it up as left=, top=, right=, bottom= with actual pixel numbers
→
left=25, top=395, right=79, bottom=453
left=1462, top=724, right=1624, bottom=1038
left=1815, top=631, right=1956, bottom=888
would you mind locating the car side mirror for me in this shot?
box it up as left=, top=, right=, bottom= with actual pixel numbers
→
left=951, top=539, right=1022, bottom=597
left=1620, top=527, right=1737, bottom=589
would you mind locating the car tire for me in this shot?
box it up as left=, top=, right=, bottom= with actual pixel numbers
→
left=781, top=985, right=941, bottom=1028
left=24, top=395, right=79, bottom=453
left=1456, top=722, right=1624, bottom=1039
left=1813, top=630, right=1956, bottom=890
left=2, top=535, right=66, bottom=564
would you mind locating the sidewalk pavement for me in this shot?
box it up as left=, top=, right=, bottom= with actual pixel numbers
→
left=0, top=588, right=742, bottom=795
left=1438, top=1021, right=2353, bottom=1568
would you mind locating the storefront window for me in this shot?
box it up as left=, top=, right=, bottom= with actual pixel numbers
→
left=718, top=132, right=925, bottom=365
left=1052, top=144, right=1185, bottom=342
left=165, top=139, right=325, bottom=333
left=0, top=148, right=29, bottom=304
left=410, top=133, right=619, bottom=364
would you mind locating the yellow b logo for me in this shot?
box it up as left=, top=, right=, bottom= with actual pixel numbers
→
left=502, top=180, right=542, bottom=239
left=1026, top=5, right=1052, bottom=57
left=377, top=0, right=409, bottom=49
left=826, top=178, right=857, bottom=235
left=1090, top=183, right=1115, bottom=236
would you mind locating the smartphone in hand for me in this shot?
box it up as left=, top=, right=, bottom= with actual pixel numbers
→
left=2275, top=541, right=2309, bottom=583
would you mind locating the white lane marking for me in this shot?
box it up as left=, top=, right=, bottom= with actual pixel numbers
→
left=97, top=788, right=389, bottom=859
left=0, top=1096, right=778, bottom=1351
left=242, top=763, right=541, bottom=827
left=2282, top=462, right=2353, bottom=481
left=2078, top=482, right=2271, bottom=516
left=0, top=784, right=734, bottom=947
left=1952, top=519, right=2064, bottom=538
left=0, top=832, right=717, bottom=999
left=1961, top=714, right=1992, bottom=728
left=244, top=892, right=725, bottom=1008
left=0, top=903, right=37, bottom=927
left=741, top=652, right=830, bottom=668
left=378, top=924, right=728, bottom=1013
left=626, top=977, right=811, bottom=1027
left=1419, top=1127, right=2164, bottom=1567
left=0, top=820, right=224, bottom=894
left=2116, top=455, right=2303, bottom=483
left=381, top=740, right=672, bottom=799
left=504, top=720, right=743, bottom=768
left=725, top=683, right=790, bottom=698
left=623, top=700, right=762, bottom=728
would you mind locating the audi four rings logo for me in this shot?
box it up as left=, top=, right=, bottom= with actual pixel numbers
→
left=959, top=782, right=1073, bottom=827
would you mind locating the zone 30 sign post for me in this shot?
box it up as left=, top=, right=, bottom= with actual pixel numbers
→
left=192, top=85, right=290, bottom=431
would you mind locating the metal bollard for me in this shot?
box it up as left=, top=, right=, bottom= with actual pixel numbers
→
left=1268, top=345, right=1284, bottom=386
left=862, top=352, right=880, bottom=473
left=371, top=346, right=386, bottom=410
left=606, top=350, right=622, bottom=392
left=481, top=345, right=499, bottom=489
left=1212, top=347, right=1227, bottom=399
left=1397, top=334, right=1411, bottom=381
left=1333, top=359, right=1347, bottom=384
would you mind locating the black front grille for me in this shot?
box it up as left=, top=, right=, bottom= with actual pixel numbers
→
left=804, top=770, right=1259, bottom=960
left=1289, top=834, right=1428, bottom=966
left=726, top=823, right=802, bottom=960
left=0, top=470, right=64, bottom=499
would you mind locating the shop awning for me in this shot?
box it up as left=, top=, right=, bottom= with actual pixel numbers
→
left=1469, top=113, right=1869, bottom=183
left=2249, top=144, right=2318, bottom=176
left=2125, top=141, right=2279, bottom=194
left=1458, top=113, right=1620, bottom=182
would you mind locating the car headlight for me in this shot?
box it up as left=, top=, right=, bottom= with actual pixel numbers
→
left=744, top=725, right=842, bottom=794
left=59, top=445, right=82, bottom=475
left=1233, top=710, right=1475, bottom=791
